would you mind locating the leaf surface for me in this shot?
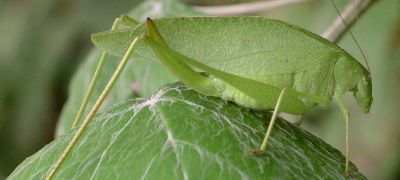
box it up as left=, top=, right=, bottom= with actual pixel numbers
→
left=10, top=83, right=366, bottom=179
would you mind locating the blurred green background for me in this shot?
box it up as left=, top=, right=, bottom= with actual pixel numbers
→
left=0, top=0, right=399, bottom=179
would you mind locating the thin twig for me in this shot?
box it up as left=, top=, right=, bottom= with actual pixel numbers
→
left=322, top=0, right=378, bottom=43
left=323, top=0, right=378, bottom=75
left=192, top=0, right=309, bottom=16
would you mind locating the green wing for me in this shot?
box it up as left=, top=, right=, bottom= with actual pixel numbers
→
left=144, top=18, right=329, bottom=115
left=92, top=17, right=357, bottom=105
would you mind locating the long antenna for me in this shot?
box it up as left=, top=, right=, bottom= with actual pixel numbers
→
left=351, top=0, right=370, bottom=75
left=324, top=0, right=377, bottom=75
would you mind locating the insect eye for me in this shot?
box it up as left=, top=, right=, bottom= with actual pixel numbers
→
left=362, top=74, right=371, bottom=82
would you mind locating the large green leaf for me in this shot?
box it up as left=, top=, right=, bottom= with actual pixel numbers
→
left=10, top=83, right=365, bottom=179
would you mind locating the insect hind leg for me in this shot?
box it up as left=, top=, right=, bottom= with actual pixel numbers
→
left=116, top=15, right=140, bottom=28
left=46, top=37, right=141, bottom=180
left=70, top=15, right=139, bottom=129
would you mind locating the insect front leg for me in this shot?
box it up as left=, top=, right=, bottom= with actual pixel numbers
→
left=335, top=95, right=350, bottom=175
left=70, top=15, right=139, bottom=129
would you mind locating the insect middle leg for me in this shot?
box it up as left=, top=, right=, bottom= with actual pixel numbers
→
left=260, top=89, right=286, bottom=152
left=249, top=89, right=286, bottom=155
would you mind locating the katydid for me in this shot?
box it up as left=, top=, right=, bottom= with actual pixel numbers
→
left=46, top=16, right=372, bottom=179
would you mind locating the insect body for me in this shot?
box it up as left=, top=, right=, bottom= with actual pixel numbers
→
left=142, top=18, right=372, bottom=169
left=47, top=16, right=372, bottom=179
left=95, top=17, right=372, bottom=173
left=94, top=17, right=372, bottom=115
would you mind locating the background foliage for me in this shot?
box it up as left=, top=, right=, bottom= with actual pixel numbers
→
left=0, top=0, right=399, bottom=179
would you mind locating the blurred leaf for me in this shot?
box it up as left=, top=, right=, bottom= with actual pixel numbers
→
left=0, top=0, right=143, bottom=177
left=9, top=83, right=365, bottom=179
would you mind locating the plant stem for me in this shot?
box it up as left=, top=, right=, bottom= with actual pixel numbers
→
left=192, top=0, right=309, bottom=16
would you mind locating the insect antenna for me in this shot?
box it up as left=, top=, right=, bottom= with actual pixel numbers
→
left=329, top=0, right=371, bottom=76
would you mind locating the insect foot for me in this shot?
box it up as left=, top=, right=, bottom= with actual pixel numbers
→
left=244, top=148, right=267, bottom=157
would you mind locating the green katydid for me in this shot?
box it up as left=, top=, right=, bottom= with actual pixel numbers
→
left=142, top=17, right=372, bottom=171
left=46, top=15, right=372, bottom=179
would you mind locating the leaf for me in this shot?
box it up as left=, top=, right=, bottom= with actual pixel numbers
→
left=10, top=83, right=365, bottom=179
left=56, top=0, right=202, bottom=135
